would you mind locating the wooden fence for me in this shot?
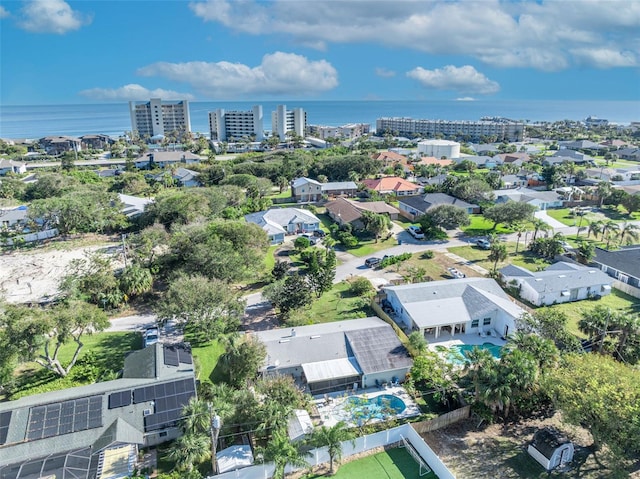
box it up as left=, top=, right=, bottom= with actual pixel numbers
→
left=411, top=405, right=471, bottom=434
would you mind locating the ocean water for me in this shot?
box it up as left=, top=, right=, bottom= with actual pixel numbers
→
left=1, top=100, right=638, bottom=140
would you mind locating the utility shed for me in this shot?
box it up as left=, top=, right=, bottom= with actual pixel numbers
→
left=527, top=428, right=574, bottom=471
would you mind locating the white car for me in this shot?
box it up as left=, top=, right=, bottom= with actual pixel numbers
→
left=407, top=225, right=425, bottom=240
left=143, top=327, right=160, bottom=348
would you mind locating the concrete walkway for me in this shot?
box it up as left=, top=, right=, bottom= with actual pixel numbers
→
left=534, top=209, right=569, bottom=229
left=443, top=252, right=490, bottom=275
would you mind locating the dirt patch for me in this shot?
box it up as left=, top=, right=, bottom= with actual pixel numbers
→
left=420, top=414, right=627, bottom=478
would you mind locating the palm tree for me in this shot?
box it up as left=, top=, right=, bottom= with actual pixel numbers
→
left=596, top=181, right=612, bottom=207
left=259, top=430, right=308, bottom=479
left=506, top=332, right=558, bottom=373
left=309, top=421, right=356, bottom=475
left=513, top=222, right=527, bottom=253
left=180, top=397, right=212, bottom=435
left=531, top=218, right=550, bottom=241
left=488, top=242, right=508, bottom=273
left=601, top=220, right=620, bottom=249
left=118, top=264, right=153, bottom=298
left=464, top=347, right=496, bottom=401
left=587, top=220, right=603, bottom=239
left=618, top=222, right=639, bottom=245
left=165, top=433, right=211, bottom=472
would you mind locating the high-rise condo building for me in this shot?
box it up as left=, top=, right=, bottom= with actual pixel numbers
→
left=129, top=98, right=191, bottom=138
left=208, top=105, right=264, bottom=141
left=375, top=117, right=524, bottom=142
left=272, top=105, right=306, bottom=141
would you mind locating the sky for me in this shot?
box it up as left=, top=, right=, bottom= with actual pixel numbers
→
left=1, top=0, right=639, bottom=105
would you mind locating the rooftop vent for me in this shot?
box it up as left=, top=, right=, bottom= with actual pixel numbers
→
left=279, top=339, right=290, bottom=343
left=310, top=335, right=321, bottom=339
left=558, top=275, right=566, bottom=278
left=535, top=278, right=543, bottom=282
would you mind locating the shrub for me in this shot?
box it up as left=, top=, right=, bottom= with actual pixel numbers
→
left=294, top=236, right=310, bottom=250
left=380, top=252, right=412, bottom=268
left=349, top=277, right=374, bottom=296
left=420, top=250, right=434, bottom=260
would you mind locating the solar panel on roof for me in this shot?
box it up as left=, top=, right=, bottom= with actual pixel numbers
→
left=0, top=411, right=11, bottom=445
left=25, top=396, right=103, bottom=441
left=108, top=390, right=132, bottom=409
left=178, top=348, right=193, bottom=364
left=163, top=346, right=179, bottom=367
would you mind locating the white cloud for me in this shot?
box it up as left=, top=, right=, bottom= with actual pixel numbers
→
left=79, top=84, right=195, bottom=101
left=375, top=68, right=396, bottom=78
left=0, top=6, right=10, bottom=18
left=188, top=0, right=640, bottom=70
left=407, top=65, right=500, bottom=95
left=456, top=97, right=476, bottom=102
left=18, top=0, right=91, bottom=34
left=136, top=52, right=338, bottom=98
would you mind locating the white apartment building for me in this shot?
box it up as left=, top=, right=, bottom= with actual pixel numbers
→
left=417, top=139, right=461, bottom=158
left=209, top=105, right=264, bottom=141
left=308, top=123, right=371, bottom=140
left=376, top=118, right=524, bottom=142
left=272, top=105, right=306, bottom=141
left=129, top=98, right=191, bottom=138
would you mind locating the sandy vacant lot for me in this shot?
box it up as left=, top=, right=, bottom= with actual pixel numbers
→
left=0, top=241, right=123, bottom=304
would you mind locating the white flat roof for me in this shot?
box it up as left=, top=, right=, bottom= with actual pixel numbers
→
left=404, top=297, right=471, bottom=329
left=216, top=445, right=254, bottom=474
left=302, top=357, right=361, bottom=383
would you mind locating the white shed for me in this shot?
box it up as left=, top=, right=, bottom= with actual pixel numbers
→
left=527, top=428, right=574, bottom=471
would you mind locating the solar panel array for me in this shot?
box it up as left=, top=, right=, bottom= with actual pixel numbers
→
left=163, top=345, right=193, bottom=367
left=26, top=396, right=103, bottom=441
left=133, top=378, right=195, bottom=432
left=108, top=390, right=132, bottom=409
left=0, top=411, right=11, bottom=445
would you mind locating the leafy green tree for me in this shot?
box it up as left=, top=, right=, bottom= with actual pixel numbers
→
left=157, top=275, right=245, bottom=344
left=451, top=177, right=493, bottom=204
left=463, top=347, right=496, bottom=402
left=60, top=253, right=123, bottom=308
left=518, top=309, right=581, bottom=351
left=506, top=332, right=559, bottom=373
left=306, top=249, right=337, bottom=298
left=618, top=222, right=639, bottom=245
left=596, top=181, right=612, bottom=207
left=483, top=202, right=536, bottom=230
left=425, top=204, right=470, bottom=230
left=410, top=350, right=459, bottom=407
left=408, top=331, right=427, bottom=355
left=263, top=274, right=314, bottom=320
left=348, top=277, right=374, bottom=296
left=144, top=189, right=212, bottom=229
left=294, top=236, right=310, bottom=250
left=360, top=211, right=390, bottom=242
left=271, top=260, right=290, bottom=281
left=258, top=430, right=308, bottom=479
left=219, top=334, right=266, bottom=387
left=309, top=421, right=355, bottom=475
left=544, top=353, right=640, bottom=459
left=531, top=218, right=550, bottom=241
left=24, top=172, right=75, bottom=200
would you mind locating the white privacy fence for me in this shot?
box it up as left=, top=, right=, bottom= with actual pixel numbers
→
left=209, top=423, right=456, bottom=479
left=2, top=228, right=59, bottom=245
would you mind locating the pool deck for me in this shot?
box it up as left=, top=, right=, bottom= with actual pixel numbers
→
left=314, top=386, right=421, bottom=428
left=426, top=332, right=507, bottom=351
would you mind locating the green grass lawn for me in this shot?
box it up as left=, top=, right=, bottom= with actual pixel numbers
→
left=547, top=206, right=640, bottom=226
left=10, top=331, right=141, bottom=400
left=386, top=251, right=483, bottom=282
left=461, top=215, right=533, bottom=236
left=292, top=280, right=374, bottom=324
left=264, top=244, right=278, bottom=272
left=266, top=188, right=292, bottom=200
left=343, top=234, right=399, bottom=257
left=547, top=289, right=640, bottom=337
left=191, top=340, right=225, bottom=383
left=306, top=447, right=438, bottom=479
left=448, top=242, right=552, bottom=273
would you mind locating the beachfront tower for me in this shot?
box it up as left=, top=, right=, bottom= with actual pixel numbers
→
left=271, top=105, right=307, bottom=141
left=208, top=105, right=264, bottom=141
left=129, top=98, right=191, bottom=138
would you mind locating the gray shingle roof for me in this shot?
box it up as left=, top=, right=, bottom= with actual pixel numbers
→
left=593, top=246, right=640, bottom=280
left=345, top=328, right=412, bottom=374
left=502, top=262, right=613, bottom=293
left=245, top=208, right=320, bottom=229
left=321, top=181, right=358, bottom=191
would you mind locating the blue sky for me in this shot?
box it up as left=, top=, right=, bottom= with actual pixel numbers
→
left=1, top=0, right=639, bottom=104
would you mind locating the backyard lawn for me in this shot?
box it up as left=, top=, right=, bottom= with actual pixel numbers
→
left=290, top=280, right=375, bottom=324
left=191, top=340, right=225, bottom=383
left=306, top=447, right=437, bottom=479
left=461, top=215, right=535, bottom=236
left=448, top=243, right=552, bottom=273
left=546, top=206, right=640, bottom=227
left=9, top=331, right=141, bottom=400
left=547, top=289, right=640, bottom=337
left=383, top=250, right=482, bottom=281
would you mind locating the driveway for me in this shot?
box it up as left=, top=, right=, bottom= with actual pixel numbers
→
left=107, top=313, right=183, bottom=343
left=534, top=209, right=567, bottom=229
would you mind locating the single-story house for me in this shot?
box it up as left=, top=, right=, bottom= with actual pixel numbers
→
left=616, top=147, right=640, bottom=161
left=322, top=181, right=358, bottom=198
left=496, top=152, right=530, bottom=166
left=500, top=262, right=613, bottom=306
left=417, top=173, right=448, bottom=186
left=548, top=149, right=594, bottom=165
left=326, top=197, right=399, bottom=228
left=558, top=139, right=605, bottom=151
left=118, top=193, right=153, bottom=218
left=493, top=187, right=563, bottom=210
left=0, top=159, right=27, bottom=176
left=453, top=155, right=501, bottom=169
left=592, top=246, right=640, bottom=289
left=382, top=278, right=525, bottom=339
left=152, top=167, right=201, bottom=187
left=361, top=176, right=423, bottom=196
left=619, top=184, right=640, bottom=196
left=0, top=205, right=29, bottom=230
left=371, top=151, right=410, bottom=169
left=527, top=428, right=574, bottom=471
left=0, top=343, right=196, bottom=479
left=501, top=174, right=527, bottom=188
left=254, top=317, right=413, bottom=395
left=134, top=151, right=202, bottom=169
left=398, top=193, right=479, bottom=221
left=291, top=177, right=323, bottom=202
left=416, top=156, right=454, bottom=168
left=244, top=207, right=320, bottom=244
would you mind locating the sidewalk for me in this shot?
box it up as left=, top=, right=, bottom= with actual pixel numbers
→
left=443, top=252, right=490, bottom=275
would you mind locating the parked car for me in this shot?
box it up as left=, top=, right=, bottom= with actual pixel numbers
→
left=299, top=233, right=318, bottom=245
left=313, top=230, right=326, bottom=238
left=365, top=257, right=382, bottom=268
left=448, top=267, right=466, bottom=279
left=143, top=327, right=160, bottom=348
left=476, top=238, right=491, bottom=250
left=407, top=225, right=425, bottom=240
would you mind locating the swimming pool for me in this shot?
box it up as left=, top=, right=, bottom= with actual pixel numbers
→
left=346, top=394, right=407, bottom=422
left=448, top=342, right=503, bottom=364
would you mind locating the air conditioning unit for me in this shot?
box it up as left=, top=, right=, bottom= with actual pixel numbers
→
left=143, top=409, right=153, bottom=416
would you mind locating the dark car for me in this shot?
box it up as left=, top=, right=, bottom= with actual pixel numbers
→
left=313, top=230, right=326, bottom=238
left=365, top=257, right=381, bottom=268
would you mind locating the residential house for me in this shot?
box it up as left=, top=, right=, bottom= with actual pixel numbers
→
left=133, top=151, right=202, bottom=169
left=616, top=147, right=640, bottom=161
left=321, top=181, right=358, bottom=198
left=501, top=174, right=527, bottom=188
left=417, top=173, right=448, bottom=187
left=500, top=262, right=612, bottom=306
left=0, top=343, right=197, bottom=479
left=558, top=139, right=605, bottom=152
left=593, top=246, right=640, bottom=290
left=80, top=134, right=115, bottom=150
left=361, top=176, right=423, bottom=196
left=0, top=206, right=29, bottom=230
left=38, top=136, right=82, bottom=155
left=548, top=149, right=594, bottom=165
left=244, top=207, right=320, bottom=244
left=496, top=152, right=530, bottom=166
left=398, top=193, right=479, bottom=221
left=291, top=177, right=323, bottom=202
left=493, top=187, right=563, bottom=210
left=371, top=150, right=410, bottom=169
left=326, top=197, right=399, bottom=228
left=382, top=278, right=525, bottom=339
left=0, top=159, right=27, bottom=176
left=453, top=155, right=501, bottom=169
left=254, top=317, right=413, bottom=394
left=583, top=167, right=640, bottom=182
left=619, top=184, right=640, bottom=196
left=527, top=428, right=574, bottom=472
left=416, top=156, right=454, bottom=168
left=152, top=167, right=201, bottom=187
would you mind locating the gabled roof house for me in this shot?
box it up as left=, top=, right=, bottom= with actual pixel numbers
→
left=592, top=246, right=640, bottom=290
left=254, top=317, right=413, bottom=395
left=325, top=197, right=399, bottom=228
left=245, top=207, right=320, bottom=244
left=500, top=262, right=613, bottom=306
left=398, top=193, right=479, bottom=221
left=0, top=344, right=196, bottom=479
left=0, top=159, right=27, bottom=176
left=383, top=278, right=525, bottom=339
left=493, top=187, right=563, bottom=210
left=361, top=177, right=423, bottom=197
